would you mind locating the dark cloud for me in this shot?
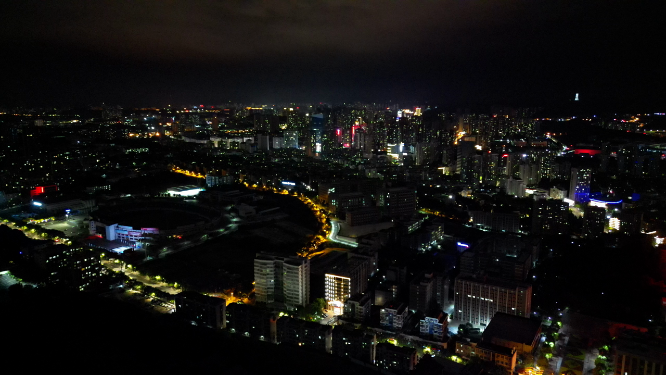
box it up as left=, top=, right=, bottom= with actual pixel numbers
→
left=1, top=0, right=664, bottom=107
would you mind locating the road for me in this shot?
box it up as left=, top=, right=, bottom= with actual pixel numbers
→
left=102, top=259, right=182, bottom=295
left=328, top=220, right=358, bottom=247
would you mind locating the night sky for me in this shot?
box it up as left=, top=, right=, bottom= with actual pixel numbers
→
left=1, top=0, right=664, bottom=107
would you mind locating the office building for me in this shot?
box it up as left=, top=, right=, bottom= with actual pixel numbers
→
left=254, top=253, right=310, bottom=309
left=175, top=291, right=226, bottom=330
left=453, top=276, right=532, bottom=326
left=324, top=257, right=370, bottom=313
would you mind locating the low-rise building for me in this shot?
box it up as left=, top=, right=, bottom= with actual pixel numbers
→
left=475, top=341, right=517, bottom=373
left=344, top=293, right=372, bottom=322
left=456, top=339, right=517, bottom=374
left=481, top=312, right=542, bottom=355
left=332, top=327, right=376, bottom=363
left=376, top=343, right=418, bottom=374
left=225, top=303, right=274, bottom=342
left=380, top=302, right=408, bottom=330
left=175, top=291, right=226, bottom=330
left=276, top=317, right=332, bottom=354
left=419, top=312, right=448, bottom=342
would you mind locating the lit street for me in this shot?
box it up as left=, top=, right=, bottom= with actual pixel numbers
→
left=102, top=259, right=181, bottom=295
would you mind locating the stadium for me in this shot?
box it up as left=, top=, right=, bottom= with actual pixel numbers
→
left=89, top=199, right=224, bottom=249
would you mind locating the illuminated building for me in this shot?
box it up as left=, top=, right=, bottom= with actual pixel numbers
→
left=468, top=211, right=520, bottom=233
left=324, top=257, right=370, bottom=314
left=175, top=291, right=226, bottom=330
left=254, top=252, right=310, bottom=309
left=325, top=273, right=350, bottom=313
left=166, top=185, right=204, bottom=196
left=329, top=192, right=370, bottom=215
left=569, top=167, right=592, bottom=203
left=583, top=205, right=607, bottom=238
left=532, top=199, right=569, bottom=235
left=30, top=184, right=58, bottom=197
left=419, top=312, right=448, bottom=341
left=380, top=302, right=408, bottom=330
left=283, top=130, right=299, bottom=149
left=309, top=113, right=324, bottom=156
left=34, top=245, right=106, bottom=291
left=505, top=177, right=526, bottom=198
left=456, top=341, right=516, bottom=373
left=90, top=200, right=221, bottom=248
left=620, top=209, right=644, bottom=235
left=519, top=163, right=539, bottom=186
left=453, top=276, right=532, bottom=326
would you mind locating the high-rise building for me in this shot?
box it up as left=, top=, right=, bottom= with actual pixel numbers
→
left=409, top=272, right=449, bottom=313
left=532, top=199, right=569, bottom=235
left=505, top=177, right=526, bottom=197
left=254, top=253, right=310, bottom=309
left=324, top=257, right=371, bottom=313
left=377, top=187, right=417, bottom=219
left=453, top=276, right=532, bottom=326
left=569, top=167, right=592, bottom=203
left=519, top=163, right=539, bottom=186
left=283, top=130, right=299, bottom=149
left=583, top=205, right=607, bottom=238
